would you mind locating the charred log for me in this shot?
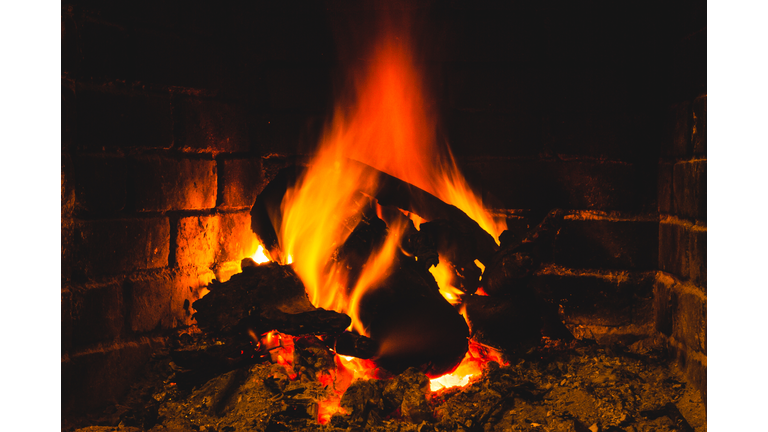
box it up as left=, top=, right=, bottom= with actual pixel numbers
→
left=334, top=332, right=379, bottom=359
left=483, top=209, right=565, bottom=296
left=192, top=262, right=350, bottom=337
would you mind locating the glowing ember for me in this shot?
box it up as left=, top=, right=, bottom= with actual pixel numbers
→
left=428, top=339, right=506, bottom=392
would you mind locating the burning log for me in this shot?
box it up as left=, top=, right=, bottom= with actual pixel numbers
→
left=249, top=160, right=498, bottom=268
left=192, top=262, right=350, bottom=337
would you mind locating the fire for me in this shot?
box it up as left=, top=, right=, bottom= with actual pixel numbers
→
left=428, top=339, right=506, bottom=392
left=429, top=257, right=464, bottom=305
left=251, top=244, right=271, bottom=264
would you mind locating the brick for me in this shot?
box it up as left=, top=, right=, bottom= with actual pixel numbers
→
left=545, top=110, right=654, bottom=161
left=689, top=226, right=707, bottom=291
left=131, top=156, right=217, bottom=212
left=216, top=211, right=260, bottom=263
left=175, top=215, right=220, bottom=268
left=62, top=79, right=76, bottom=153
left=444, top=110, right=543, bottom=157
left=174, top=98, right=250, bottom=154
left=672, top=159, right=706, bottom=221
left=220, top=158, right=265, bottom=209
left=74, top=218, right=170, bottom=278
left=657, top=161, right=674, bottom=214
left=62, top=338, right=165, bottom=416
left=662, top=101, right=691, bottom=158
left=62, top=153, right=75, bottom=217
left=126, top=267, right=213, bottom=333
left=659, top=220, right=689, bottom=279
left=69, top=282, right=125, bottom=349
left=464, top=159, right=656, bottom=213
left=692, top=95, right=707, bottom=155
left=675, top=291, right=707, bottom=354
left=76, top=84, right=172, bottom=151
left=553, top=218, right=659, bottom=270
left=669, top=341, right=707, bottom=405
left=73, top=154, right=127, bottom=214
left=532, top=269, right=655, bottom=327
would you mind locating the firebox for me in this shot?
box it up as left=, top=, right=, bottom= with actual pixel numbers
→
left=62, top=1, right=706, bottom=431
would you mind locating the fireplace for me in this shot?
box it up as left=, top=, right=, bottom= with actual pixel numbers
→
left=61, top=1, right=706, bottom=430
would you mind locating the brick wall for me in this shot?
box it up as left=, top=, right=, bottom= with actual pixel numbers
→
left=655, top=31, right=707, bottom=403
left=61, top=1, right=333, bottom=416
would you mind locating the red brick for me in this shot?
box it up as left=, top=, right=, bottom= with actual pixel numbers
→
left=689, top=226, right=707, bottom=291
left=659, top=219, right=689, bottom=279
left=174, top=215, right=220, bottom=268
left=131, top=156, right=217, bottom=211
left=220, top=158, right=265, bottom=209
left=73, top=154, right=127, bottom=214
left=76, top=84, right=172, bottom=151
left=692, top=95, right=707, bottom=155
left=662, top=101, right=691, bottom=158
left=69, top=282, right=125, bottom=349
left=657, top=161, right=674, bottom=214
left=216, top=211, right=260, bottom=263
left=533, top=268, right=655, bottom=327
left=74, top=218, right=170, bottom=277
left=675, top=291, right=707, bottom=355
left=126, top=267, right=213, bottom=333
left=174, top=98, right=250, bottom=154
left=553, top=218, right=659, bottom=271
left=62, top=337, right=166, bottom=416
left=672, top=159, right=706, bottom=221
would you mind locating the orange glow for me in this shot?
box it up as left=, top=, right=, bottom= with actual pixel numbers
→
left=251, top=244, right=271, bottom=264
left=429, top=339, right=506, bottom=392
left=429, top=257, right=464, bottom=305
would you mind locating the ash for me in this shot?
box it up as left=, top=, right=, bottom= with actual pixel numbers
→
left=69, top=338, right=705, bottom=432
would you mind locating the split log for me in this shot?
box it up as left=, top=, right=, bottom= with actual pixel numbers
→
left=249, top=160, right=498, bottom=268
left=192, top=262, right=350, bottom=337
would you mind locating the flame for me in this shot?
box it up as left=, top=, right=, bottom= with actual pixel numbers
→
left=429, top=257, right=464, bottom=305
left=428, top=339, right=506, bottom=392
left=251, top=244, right=271, bottom=264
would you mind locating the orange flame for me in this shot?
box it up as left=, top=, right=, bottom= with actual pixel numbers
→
left=429, top=338, right=506, bottom=392
left=251, top=244, right=271, bottom=264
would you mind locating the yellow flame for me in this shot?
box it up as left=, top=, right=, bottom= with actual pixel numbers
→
left=429, top=258, right=464, bottom=305
left=251, top=244, right=271, bottom=264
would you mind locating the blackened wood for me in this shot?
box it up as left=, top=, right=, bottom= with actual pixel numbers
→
left=334, top=332, right=379, bottom=359
left=192, top=262, right=350, bottom=337
left=357, top=252, right=470, bottom=376
left=249, top=160, right=498, bottom=268
left=483, top=209, right=564, bottom=296
left=249, top=166, right=301, bottom=261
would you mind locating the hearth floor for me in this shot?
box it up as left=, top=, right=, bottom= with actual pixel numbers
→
left=66, top=337, right=705, bottom=432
